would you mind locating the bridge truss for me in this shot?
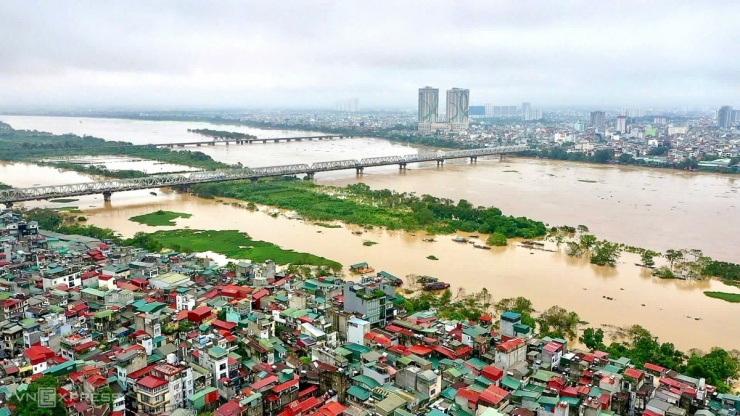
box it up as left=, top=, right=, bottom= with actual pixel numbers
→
left=0, top=146, right=526, bottom=204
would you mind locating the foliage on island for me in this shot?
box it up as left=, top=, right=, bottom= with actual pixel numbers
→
left=0, top=121, right=232, bottom=171
left=188, top=128, right=258, bottom=140
left=0, top=181, right=11, bottom=190
left=129, top=210, right=193, bottom=226
left=191, top=178, right=547, bottom=238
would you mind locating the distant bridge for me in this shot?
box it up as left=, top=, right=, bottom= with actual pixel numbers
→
left=13, top=135, right=357, bottom=155
left=154, top=134, right=356, bottom=147
left=0, top=145, right=526, bottom=206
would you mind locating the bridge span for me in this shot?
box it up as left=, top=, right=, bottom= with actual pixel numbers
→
left=0, top=145, right=526, bottom=206
left=156, top=134, right=356, bottom=148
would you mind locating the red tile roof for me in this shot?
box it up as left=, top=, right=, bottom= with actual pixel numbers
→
left=137, top=375, right=168, bottom=390
left=496, top=337, right=525, bottom=352
left=624, top=368, right=644, bottom=379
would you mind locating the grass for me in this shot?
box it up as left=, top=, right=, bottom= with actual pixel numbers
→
left=703, top=291, right=740, bottom=303
left=315, top=222, right=342, bottom=228
left=363, top=241, right=378, bottom=246
left=148, top=229, right=341, bottom=268
left=129, top=210, right=193, bottom=226
left=49, top=198, right=79, bottom=203
left=56, top=206, right=83, bottom=213
left=578, top=179, right=598, bottom=183
left=427, top=255, right=439, bottom=260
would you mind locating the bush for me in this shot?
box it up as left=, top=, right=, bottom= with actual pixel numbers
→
left=486, top=232, right=507, bottom=246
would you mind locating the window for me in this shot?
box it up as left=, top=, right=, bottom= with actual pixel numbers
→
left=219, top=363, right=226, bottom=371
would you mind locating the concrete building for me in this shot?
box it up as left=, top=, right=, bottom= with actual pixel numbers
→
left=447, top=88, right=470, bottom=129
left=342, top=278, right=396, bottom=327
left=590, top=111, right=606, bottom=129
left=418, top=86, right=439, bottom=132
left=617, top=115, right=628, bottom=134
left=718, top=106, right=734, bottom=128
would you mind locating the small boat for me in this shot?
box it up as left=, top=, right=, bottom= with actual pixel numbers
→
left=452, top=237, right=468, bottom=243
left=422, top=238, right=436, bottom=242
left=417, top=276, right=438, bottom=284
left=533, top=242, right=545, bottom=247
left=409, top=233, right=416, bottom=236
left=423, top=282, right=451, bottom=291
left=468, top=234, right=479, bottom=238
left=467, top=241, right=475, bottom=244
left=522, top=240, right=536, bottom=245
left=474, top=244, right=491, bottom=250
left=352, top=231, right=363, bottom=235
left=150, top=191, right=157, bottom=196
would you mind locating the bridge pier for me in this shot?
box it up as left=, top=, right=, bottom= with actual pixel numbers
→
left=249, top=177, right=258, bottom=183
left=356, top=167, right=364, bottom=175
left=500, top=153, right=504, bottom=161
left=103, top=191, right=113, bottom=202
left=305, top=172, right=315, bottom=180
left=436, top=159, right=444, bottom=167
left=209, top=142, right=215, bottom=146
left=263, top=140, right=267, bottom=144
left=3, top=202, right=13, bottom=209
left=470, top=156, right=477, bottom=163
left=273, top=139, right=279, bottom=143
left=399, top=163, right=407, bottom=170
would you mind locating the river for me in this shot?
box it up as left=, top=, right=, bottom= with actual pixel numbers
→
left=1, top=115, right=739, bottom=350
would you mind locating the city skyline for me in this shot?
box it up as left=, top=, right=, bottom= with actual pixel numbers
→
left=1, top=1, right=739, bottom=110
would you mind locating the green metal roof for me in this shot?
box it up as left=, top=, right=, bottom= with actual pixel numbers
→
left=501, top=376, right=522, bottom=390
left=188, top=386, right=218, bottom=402
left=347, top=385, right=371, bottom=401
left=353, top=374, right=381, bottom=389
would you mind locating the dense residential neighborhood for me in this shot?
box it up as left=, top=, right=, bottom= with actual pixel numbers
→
left=0, top=210, right=738, bottom=416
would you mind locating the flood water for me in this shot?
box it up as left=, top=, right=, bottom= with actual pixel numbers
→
left=1, top=115, right=739, bottom=350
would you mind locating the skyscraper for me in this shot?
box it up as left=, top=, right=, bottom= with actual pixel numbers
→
left=446, top=88, right=470, bottom=129
left=522, top=102, right=531, bottom=115
left=718, top=106, right=733, bottom=128
left=418, top=87, right=439, bottom=123
left=590, top=111, right=605, bottom=129
left=616, top=115, right=628, bottom=134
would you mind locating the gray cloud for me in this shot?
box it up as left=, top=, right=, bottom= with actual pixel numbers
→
left=0, top=0, right=737, bottom=109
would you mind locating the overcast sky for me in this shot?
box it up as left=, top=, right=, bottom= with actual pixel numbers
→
left=1, top=1, right=737, bottom=110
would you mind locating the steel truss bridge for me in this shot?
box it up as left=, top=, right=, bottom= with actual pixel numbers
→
left=0, top=145, right=526, bottom=206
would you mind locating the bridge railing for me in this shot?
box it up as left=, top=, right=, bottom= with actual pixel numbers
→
left=0, top=145, right=527, bottom=203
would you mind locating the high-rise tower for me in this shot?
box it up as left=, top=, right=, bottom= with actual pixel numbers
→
left=418, top=87, right=439, bottom=123
left=718, top=106, right=733, bottom=128
left=446, top=88, right=469, bottom=129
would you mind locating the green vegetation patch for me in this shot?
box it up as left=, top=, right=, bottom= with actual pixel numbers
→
left=191, top=178, right=547, bottom=238
left=363, top=241, right=378, bottom=246
left=703, top=291, right=740, bottom=303
left=578, top=179, right=598, bottom=183
left=503, top=170, right=519, bottom=173
left=0, top=182, right=10, bottom=190
left=147, top=229, right=341, bottom=269
left=129, top=210, right=193, bottom=226
left=49, top=198, right=79, bottom=203
left=427, top=255, right=439, bottom=260
left=56, top=206, right=81, bottom=212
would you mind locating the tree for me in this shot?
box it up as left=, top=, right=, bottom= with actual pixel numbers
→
left=685, top=348, right=739, bottom=393
left=486, top=232, right=507, bottom=246
left=640, top=250, right=658, bottom=267
left=590, top=241, right=622, bottom=267
left=9, top=375, right=67, bottom=416
left=579, top=234, right=598, bottom=251
left=577, top=225, right=590, bottom=233
left=664, top=249, right=683, bottom=270
left=566, top=241, right=585, bottom=257
left=580, top=327, right=606, bottom=350
left=537, top=306, right=581, bottom=340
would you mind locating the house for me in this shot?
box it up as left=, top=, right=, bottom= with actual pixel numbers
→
left=494, top=338, right=527, bottom=372
left=24, top=344, right=56, bottom=374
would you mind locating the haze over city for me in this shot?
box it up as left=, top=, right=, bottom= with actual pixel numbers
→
left=2, top=0, right=739, bottom=110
